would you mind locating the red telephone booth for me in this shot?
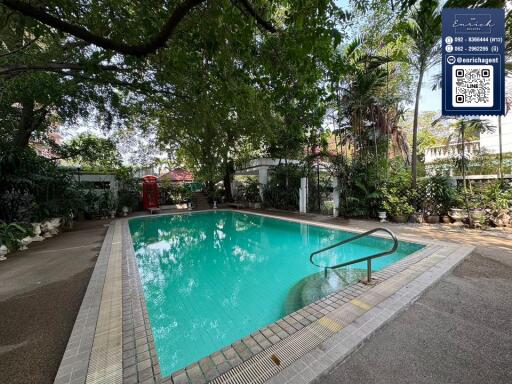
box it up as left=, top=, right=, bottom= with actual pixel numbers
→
left=142, top=175, right=159, bottom=210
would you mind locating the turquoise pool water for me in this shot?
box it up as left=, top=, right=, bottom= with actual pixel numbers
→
left=129, top=211, right=423, bottom=375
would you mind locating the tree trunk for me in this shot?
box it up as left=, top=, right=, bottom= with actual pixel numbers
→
left=13, top=98, right=35, bottom=148
left=223, top=164, right=233, bottom=202
left=460, top=121, right=473, bottom=227
left=411, top=66, right=425, bottom=188
left=498, top=115, right=503, bottom=180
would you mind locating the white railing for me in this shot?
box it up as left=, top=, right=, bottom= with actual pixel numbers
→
left=424, top=141, right=480, bottom=163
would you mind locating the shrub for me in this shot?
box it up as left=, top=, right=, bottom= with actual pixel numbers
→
left=0, top=148, right=87, bottom=222
left=380, top=159, right=415, bottom=218
left=159, top=181, right=192, bottom=205
left=381, top=190, right=415, bottom=217
left=331, top=154, right=386, bottom=218
left=236, top=179, right=261, bottom=203
left=0, top=222, right=32, bottom=251
left=482, top=181, right=512, bottom=212
left=262, top=164, right=302, bottom=210
left=419, top=175, right=457, bottom=215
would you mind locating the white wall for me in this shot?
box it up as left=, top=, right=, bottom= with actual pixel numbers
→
left=480, top=113, right=512, bottom=154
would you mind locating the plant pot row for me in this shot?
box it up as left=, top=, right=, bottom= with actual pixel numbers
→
left=0, top=218, right=63, bottom=261
left=377, top=210, right=486, bottom=225
left=234, top=202, right=262, bottom=209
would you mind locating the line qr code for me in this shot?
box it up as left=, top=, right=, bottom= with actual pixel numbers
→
left=452, top=65, right=493, bottom=107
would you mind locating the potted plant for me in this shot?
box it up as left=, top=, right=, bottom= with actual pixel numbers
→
left=381, top=190, right=415, bottom=223
left=0, top=222, right=29, bottom=252
left=422, top=176, right=457, bottom=225
left=483, top=182, right=512, bottom=227
left=31, top=222, right=44, bottom=241
left=100, top=191, right=118, bottom=219
left=449, top=207, right=467, bottom=224
left=244, top=180, right=262, bottom=209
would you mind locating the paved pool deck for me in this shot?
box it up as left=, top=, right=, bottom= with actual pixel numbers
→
left=0, top=220, right=109, bottom=384
left=4, top=210, right=510, bottom=384
left=53, top=209, right=496, bottom=384
left=314, top=250, right=512, bottom=384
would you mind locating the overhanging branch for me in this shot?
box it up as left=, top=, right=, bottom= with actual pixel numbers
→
left=1, top=0, right=207, bottom=57
left=235, top=0, right=277, bottom=32
left=1, top=0, right=277, bottom=57
left=0, top=62, right=125, bottom=77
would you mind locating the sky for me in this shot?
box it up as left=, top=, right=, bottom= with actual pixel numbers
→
left=418, top=68, right=442, bottom=113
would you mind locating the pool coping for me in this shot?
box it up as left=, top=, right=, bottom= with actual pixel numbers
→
left=53, top=210, right=474, bottom=384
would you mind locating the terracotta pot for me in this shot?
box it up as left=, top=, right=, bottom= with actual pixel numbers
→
left=426, top=215, right=440, bottom=224
left=391, top=215, right=409, bottom=223
left=441, top=215, right=451, bottom=224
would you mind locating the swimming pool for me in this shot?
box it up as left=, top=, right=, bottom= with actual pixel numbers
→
left=129, top=211, right=423, bottom=376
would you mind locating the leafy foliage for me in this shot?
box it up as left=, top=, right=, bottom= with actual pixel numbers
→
left=0, top=221, right=31, bottom=250
left=159, top=182, right=192, bottom=205
left=61, top=134, right=121, bottom=170
left=380, top=159, right=415, bottom=217
left=262, top=164, right=303, bottom=210
left=329, top=153, right=387, bottom=218
left=418, top=175, right=456, bottom=215
left=0, top=147, right=84, bottom=221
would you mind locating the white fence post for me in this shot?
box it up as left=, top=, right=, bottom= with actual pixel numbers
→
left=258, top=166, right=269, bottom=201
left=299, top=177, right=308, bottom=213
left=332, top=177, right=340, bottom=217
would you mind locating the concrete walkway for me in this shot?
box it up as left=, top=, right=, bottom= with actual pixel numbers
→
left=313, top=238, right=512, bottom=383
left=0, top=220, right=109, bottom=384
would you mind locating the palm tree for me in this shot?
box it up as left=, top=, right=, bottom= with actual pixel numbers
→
left=402, top=0, right=441, bottom=187
left=445, top=118, right=493, bottom=227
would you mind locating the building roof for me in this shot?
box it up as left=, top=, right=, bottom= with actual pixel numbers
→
left=158, top=168, right=194, bottom=182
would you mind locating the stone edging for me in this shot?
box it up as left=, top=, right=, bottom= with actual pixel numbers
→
left=53, top=224, right=115, bottom=384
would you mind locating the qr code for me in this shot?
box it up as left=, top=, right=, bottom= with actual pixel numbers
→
left=452, top=65, right=493, bottom=107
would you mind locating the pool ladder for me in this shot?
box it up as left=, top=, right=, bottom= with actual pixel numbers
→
left=309, top=228, right=398, bottom=283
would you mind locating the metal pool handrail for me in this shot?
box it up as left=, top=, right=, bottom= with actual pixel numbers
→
left=309, top=228, right=399, bottom=282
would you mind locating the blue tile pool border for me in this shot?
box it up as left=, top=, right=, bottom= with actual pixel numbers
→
left=54, top=209, right=474, bottom=384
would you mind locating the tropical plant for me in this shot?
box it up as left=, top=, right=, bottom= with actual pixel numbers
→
left=381, top=191, right=415, bottom=217
left=401, top=0, right=442, bottom=186
left=482, top=181, right=512, bottom=212
left=328, top=153, right=387, bottom=218
left=159, top=181, right=192, bottom=205
left=0, top=147, right=87, bottom=222
left=420, top=175, right=456, bottom=216
left=261, top=164, right=303, bottom=210
left=242, top=180, right=262, bottom=203
left=98, top=191, right=118, bottom=216
left=0, top=221, right=30, bottom=251
left=380, top=158, right=415, bottom=217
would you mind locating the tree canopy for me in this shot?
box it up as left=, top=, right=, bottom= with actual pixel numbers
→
left=1, top=0, right=510, bottom=192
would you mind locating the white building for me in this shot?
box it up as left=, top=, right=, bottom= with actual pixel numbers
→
left=425, top=113, right=512, bottom=176
left=480, top=114, right=512, bottom=154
